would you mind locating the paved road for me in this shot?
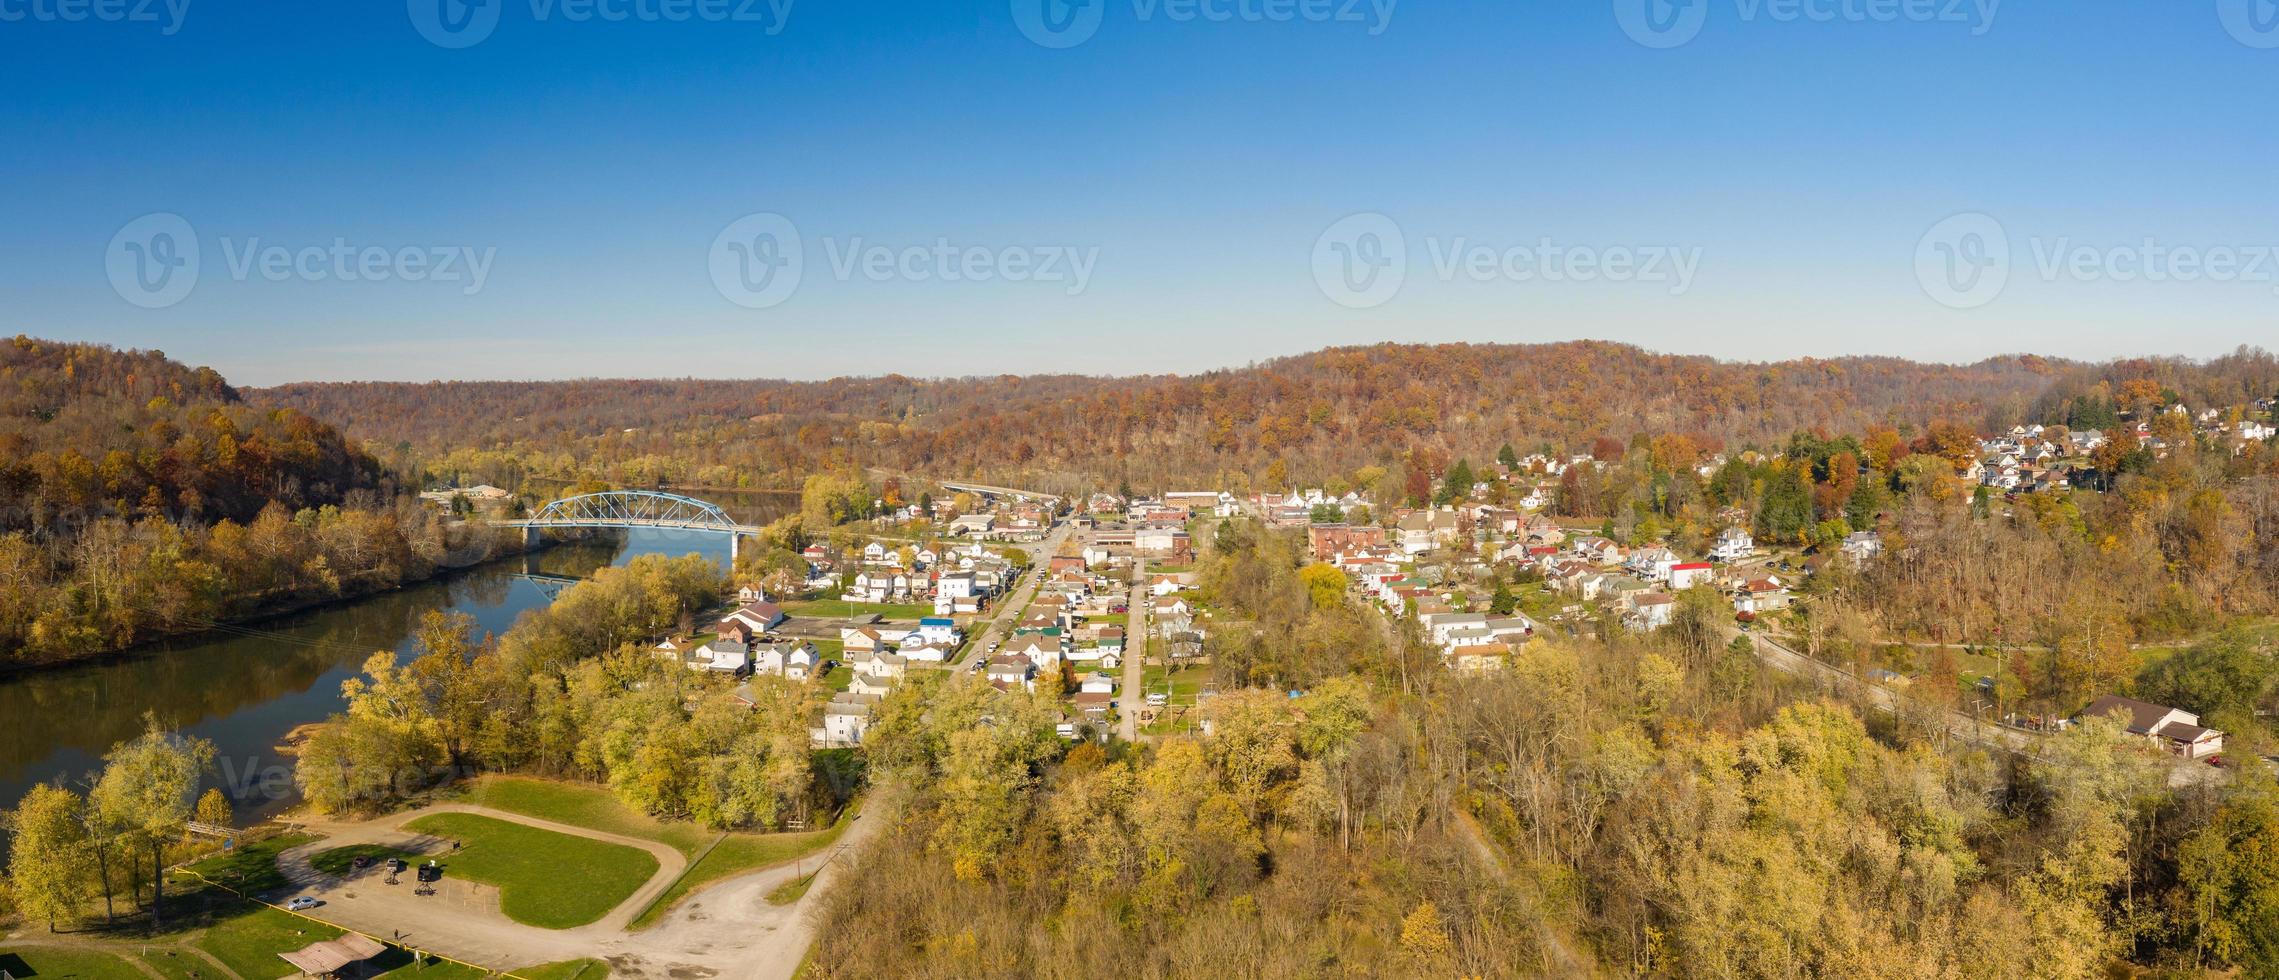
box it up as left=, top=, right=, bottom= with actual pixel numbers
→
left=263, top=798, right=885, bottom=979
left=953, top=522, right=1074, bottom=671
left=1119, top=557, right=1148, bottom=742
left=1730, top=626, right=2042, bottom=753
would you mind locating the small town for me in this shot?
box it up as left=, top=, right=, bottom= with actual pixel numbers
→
left=11, top=4, right=2279, bottom=976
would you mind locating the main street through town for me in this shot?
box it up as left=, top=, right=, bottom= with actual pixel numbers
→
left=952, top=521, right=1073, bottom=671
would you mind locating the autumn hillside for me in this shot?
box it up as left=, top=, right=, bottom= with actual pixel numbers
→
left=1, top=336, right=389, bottom=532
left=254, top=341, right=2085, bottom=491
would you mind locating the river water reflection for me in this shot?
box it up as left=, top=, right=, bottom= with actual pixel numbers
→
left=0, top=519, right=763, bottom=818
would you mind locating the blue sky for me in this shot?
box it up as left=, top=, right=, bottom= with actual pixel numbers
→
left=2, top=0, right=2274, bottom=385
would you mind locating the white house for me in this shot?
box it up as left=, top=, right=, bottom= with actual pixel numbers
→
left=1667, top=562, right=1714, bottom=591
left=752, top=640, right=817, bottom=677
left=820, top=693, right=882, bottom=746
left=917, top=617, right=960, bottom=646
left=1629, top=593, right=1677, bottom=631
left=694, top=638, right=749, bottom=674
left=2080, top=695, right=2225, bottom=760
left=848, top=648, right=908, bottom=680
left=1005, top=633, right=1065, bottom=670
left=1711, top=527, right=1754, bottom=562
left=1841, top=531, right=1882, bottom=563
left=719, top=602, right=785, bottom=635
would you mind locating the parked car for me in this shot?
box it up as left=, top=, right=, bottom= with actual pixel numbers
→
left=286, top=896, right=323, bottom=911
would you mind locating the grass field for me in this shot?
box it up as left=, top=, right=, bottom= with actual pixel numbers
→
left=626, top=800, right=863, bottom=929
left=458, top=776, right=712, bottom=853
left=0, top=947, right=148, bottom=980
left=372, top=953, right=491, bottom=979
left=454, top=775, right=860, bottom=928
left=784, top=598, right=936, bottom=621
left=766, top=871, right=818, bottom=905
left=509, top=958, right=613, bottom=980
left=311, top=842, right=422, bottom=877
left=1140, top=663, right=1208, bottom=702
left=176, top=832, right=318, bottom=894
left=197, top=906, right=346, bottom=979
left=136, top=947, right=218, bottom=980
left=401, top=812, right=660, bottom=929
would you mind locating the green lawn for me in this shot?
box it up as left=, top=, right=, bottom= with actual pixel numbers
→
left=1088, top=612, right=1129, bottom=627
left=766, top=872, right=818, bottom=906
left=0, top=947, right=149, bottom=980
left=783, top=598, right=936, bottom=622
left=311, top=842, right=422, bottom=877
left=627, top=800, right=862, bottom=929
left=509, top=958, right=613, bottom=980
left=196, top=906, right=346, bottom=980
left=136, top=947, right=218, bottom=980
left=455, top=775, right=860, bottom=929
left=457, top=776, right=712, bottom=853
left=1140, top=664, right=1207, bottom=703
left=821, top=665, right=853, bottom=692
left=401, top=812, right=660, bottom=929
left=176, top=832, right=318, bottom=895
left=373, top=954, right=492, bottom=979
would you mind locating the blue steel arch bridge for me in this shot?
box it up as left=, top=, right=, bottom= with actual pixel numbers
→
left=497, top=490, right=765, bottom=563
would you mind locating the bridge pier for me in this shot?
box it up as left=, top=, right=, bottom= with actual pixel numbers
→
left=728, top=532, right=740, bottom=568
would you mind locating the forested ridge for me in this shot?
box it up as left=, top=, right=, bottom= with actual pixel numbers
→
left=256, top=341, right=2078, bottom=493
left=0, top=337, right=520, bottom=667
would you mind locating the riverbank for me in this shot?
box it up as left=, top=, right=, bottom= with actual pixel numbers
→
left=0, top=527, right=554, bottom=680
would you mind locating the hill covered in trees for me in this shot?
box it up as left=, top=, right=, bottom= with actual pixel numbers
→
left=1, top=336, right=386, bottom=531
left=255, top=341, right=2074, bottom=494
left=0, top=337, right=517, bottom=667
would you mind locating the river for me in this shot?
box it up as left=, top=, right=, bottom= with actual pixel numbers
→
left=0, top=492, right=795, bottom=820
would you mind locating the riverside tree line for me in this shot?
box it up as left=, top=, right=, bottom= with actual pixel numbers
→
left=291, top=553, right=851, bottom=831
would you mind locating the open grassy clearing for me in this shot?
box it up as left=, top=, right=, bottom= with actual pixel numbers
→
left=196, top=906, right=346, bottom=979
left=0, top=947, right=148, bottom=980
left=508, top=957, right=613, bottom=980
left=627, top=800, right=862, bottom=929
left=453, top=775, right=860, bottom=928
left=401, top=812, right=659, bottom=929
